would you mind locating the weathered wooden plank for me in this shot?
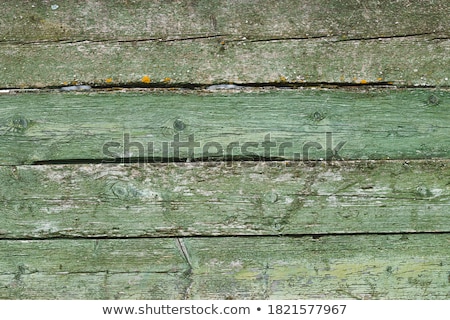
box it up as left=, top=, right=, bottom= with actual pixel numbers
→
left=0, top=89, right=449, bottom=165
left=188, top=235, right=450, bottom=299
left=1, top=36, right=449, bottom=87
left=2, top=0, right=448, bottom=42
left=0, top=238, right=189, bottom=299
left=0, top=1, right=448, bottom=87
left=1, top=235, right=448, bottom=299
left=0, top=160, right=448, bottom=238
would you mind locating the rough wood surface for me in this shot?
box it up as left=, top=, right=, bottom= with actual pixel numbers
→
left=3, top=0, right=448, bottom=42
left=1, top=89, right=449, bottom=165
left=0, top=238, right=188, bottom=299
left=0, top=160, right=448, bottom=239
left=1, top=1, right=449, bottom=300
left=1, top=235, right=448, bottom=299
left=0, top=0, right=449, bottom=87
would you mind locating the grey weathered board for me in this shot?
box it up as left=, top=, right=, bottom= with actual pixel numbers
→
left=0, top=0, right=449, bottom=300
left=0, top=0, right=449, bottom=87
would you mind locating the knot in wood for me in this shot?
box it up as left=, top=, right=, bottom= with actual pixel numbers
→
left=173, top=119, right=186, bottom=131
left=5, top=115, right=30, bottom=134
left=312, top=111, right=325, bottom=122
left=427, top=94, right=440, bottom=106
left=111, top=182, right=129, bottom=200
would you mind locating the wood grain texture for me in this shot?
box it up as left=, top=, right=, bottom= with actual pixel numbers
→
left=1, top=235, right=448, bottom=299
left=187, top=235, right=450, bottom=299
left=0, top=0, right=449, bottom=87
left=2, top=0, right=448, bottom=42
left=0, top=160, right=448, bottom=239
left=0, top=238, right=189, bottom=299
left=1, top=1, right=449, bottom=301
left=0, top=89, right=449, bottom=165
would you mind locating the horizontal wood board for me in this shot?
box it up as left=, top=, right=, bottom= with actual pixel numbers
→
left=0, top=160, right=448, bottom=239
left=0, top=89, right=449, bottom=165
left=0, top=0, right=449, bottom=87
left=1, top=235, right=448, bottom=299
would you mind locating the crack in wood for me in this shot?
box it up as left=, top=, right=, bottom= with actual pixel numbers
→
left=175, top=238, right=192, bottom=269
left=0, top=34, right=228, bottom=46
left=1, top=231, right=449, bottom=241
left=3, top=82, right=448, bottom=93
left=241, top=32, right=449, bottom=45
left=175, top=238, right=194, bottom=299
left=2, top=31, right=447, bottom=46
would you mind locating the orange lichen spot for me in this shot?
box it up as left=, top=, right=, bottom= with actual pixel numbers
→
left=71, top=80, right=78, bottom=85
left=360, top=79, right=368, bottom=84
left=377, top=77, right=383, bottom=81
left=141, top=75, right=151, bottom=84
left=387, top=81, right=394, bottom=85
left=62, top=81, right=68, bottom=85
left=163, top=77, right=171, bottom=83
left=279, top=75, right=287, bottom=82
left=220, top=40, right=226, bottom=45
left=105, top=78, right=113, bottom=83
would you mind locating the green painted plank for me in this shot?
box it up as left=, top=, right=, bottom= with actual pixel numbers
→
left=0, top=273, right=188, bottom=300
left=0, top=238, right=189, bottom=299
left=1, top=235, right=449, bottom=299
left=0, top=0, right=449, bottom=87
left=0, top=160, right=448, bottom=238
left=0, top=89, right=449, bottom=165
left=187, top=235, right=450, bottom=299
